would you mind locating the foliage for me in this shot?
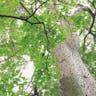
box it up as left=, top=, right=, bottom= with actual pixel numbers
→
left=0, top=0, right=96, bottom=96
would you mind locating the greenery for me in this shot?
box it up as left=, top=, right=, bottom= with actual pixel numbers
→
left=0, top=0, right=96, bottom=96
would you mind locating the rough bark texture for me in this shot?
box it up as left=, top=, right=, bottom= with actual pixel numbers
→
left=52, top=35, right=96, bottom=96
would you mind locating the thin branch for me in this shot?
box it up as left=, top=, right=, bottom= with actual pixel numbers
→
left=0, top=50, right=20, bottom=63
left=78, top=3, right=96, bottom=50
left=90, top=31, right=96, bottom=37
left=83, top=15, right=95, bottom=49
left=26, top=0, right=48, bottom=19
left=42, top=22, right=49, bottom=49
left=20, top=2, right=30, bottom=15
left=19, top=1, right=50, bottom=53
left=88, top=0, right=96, bottom=9
left=35, top=0, right=37, bottom=10
left=19, top=2, right=40, bottom=22
left=83, top=14, right=96, bottom=49
left=88, top=14, right=95, bottom=33
left=78, top=4, right=95, bottom=17
left=0, top=14, right=43, bottom=25
left=79, top=29, right=85, bottom=36
left=25, top=74, right=34, bottom=91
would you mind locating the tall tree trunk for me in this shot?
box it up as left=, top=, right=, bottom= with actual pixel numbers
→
left=52, top=35, right=96, bottom=96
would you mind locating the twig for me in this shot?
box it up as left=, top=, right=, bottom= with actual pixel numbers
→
left=0, top=50, right=20, bottom=63
left=78, top=4, right=95, bottom=17
left=26, top=0, right=48, bottom=19
left=88, top=15, right=95, bottom=33
left=88, top=0, right=96, bottom=9
left=19, top=2, right=40, bottom=22
left=20, top=2, right=31, bottom=15
left=78, top=3, right=96, bottom=50
left=90, top=32, right=96, bottom=37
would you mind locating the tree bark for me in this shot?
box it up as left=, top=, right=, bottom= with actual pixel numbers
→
left=52, top=35, right=96, bottom=96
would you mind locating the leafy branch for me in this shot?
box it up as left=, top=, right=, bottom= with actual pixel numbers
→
left=0, top=50, right=20, bottom=64
left=0, top=0, right=49, bottom=60
left=0, top=1, right=50, bottom=95
left=26, top=0, right=48, bottom=19
left=78, top=2, right=96, bottom=49
left=88, top=0, right=96, bottom=9
left=0, top=14, right=43, bottom=25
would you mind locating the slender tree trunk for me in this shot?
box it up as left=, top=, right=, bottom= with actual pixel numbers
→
left=52, top=35, right=96, bottom=96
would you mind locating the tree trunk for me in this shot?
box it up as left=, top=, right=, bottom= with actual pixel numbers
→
left=52, top=35, right=96, bottom=96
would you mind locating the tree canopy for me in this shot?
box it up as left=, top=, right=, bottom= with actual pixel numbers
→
left=0, top=0, right=96, bottom=96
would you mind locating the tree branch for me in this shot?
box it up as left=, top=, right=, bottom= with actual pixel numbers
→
left=83, top=14, right=96, bottom=49
left=0, top=0, right=50, bottom=80
left=88, top=0, right=96, bottom=9
left=0, top=50, right=20, bottom=64
left=78, top=3, right=96, bottom=49
left=0, top=14, right=43, bottom=25
left=90, top=31, right=96, bottom=37
left=78, top=4, right=95, bottom=17
left=26, top=0, right=48, bottom=19
left=19, top=2, right=40, bottom=22
left=88, top=15, right=95, bottom=32
left=19, top=1, right=50, bottom=54
left=20, top=2, right=30, bottom=15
